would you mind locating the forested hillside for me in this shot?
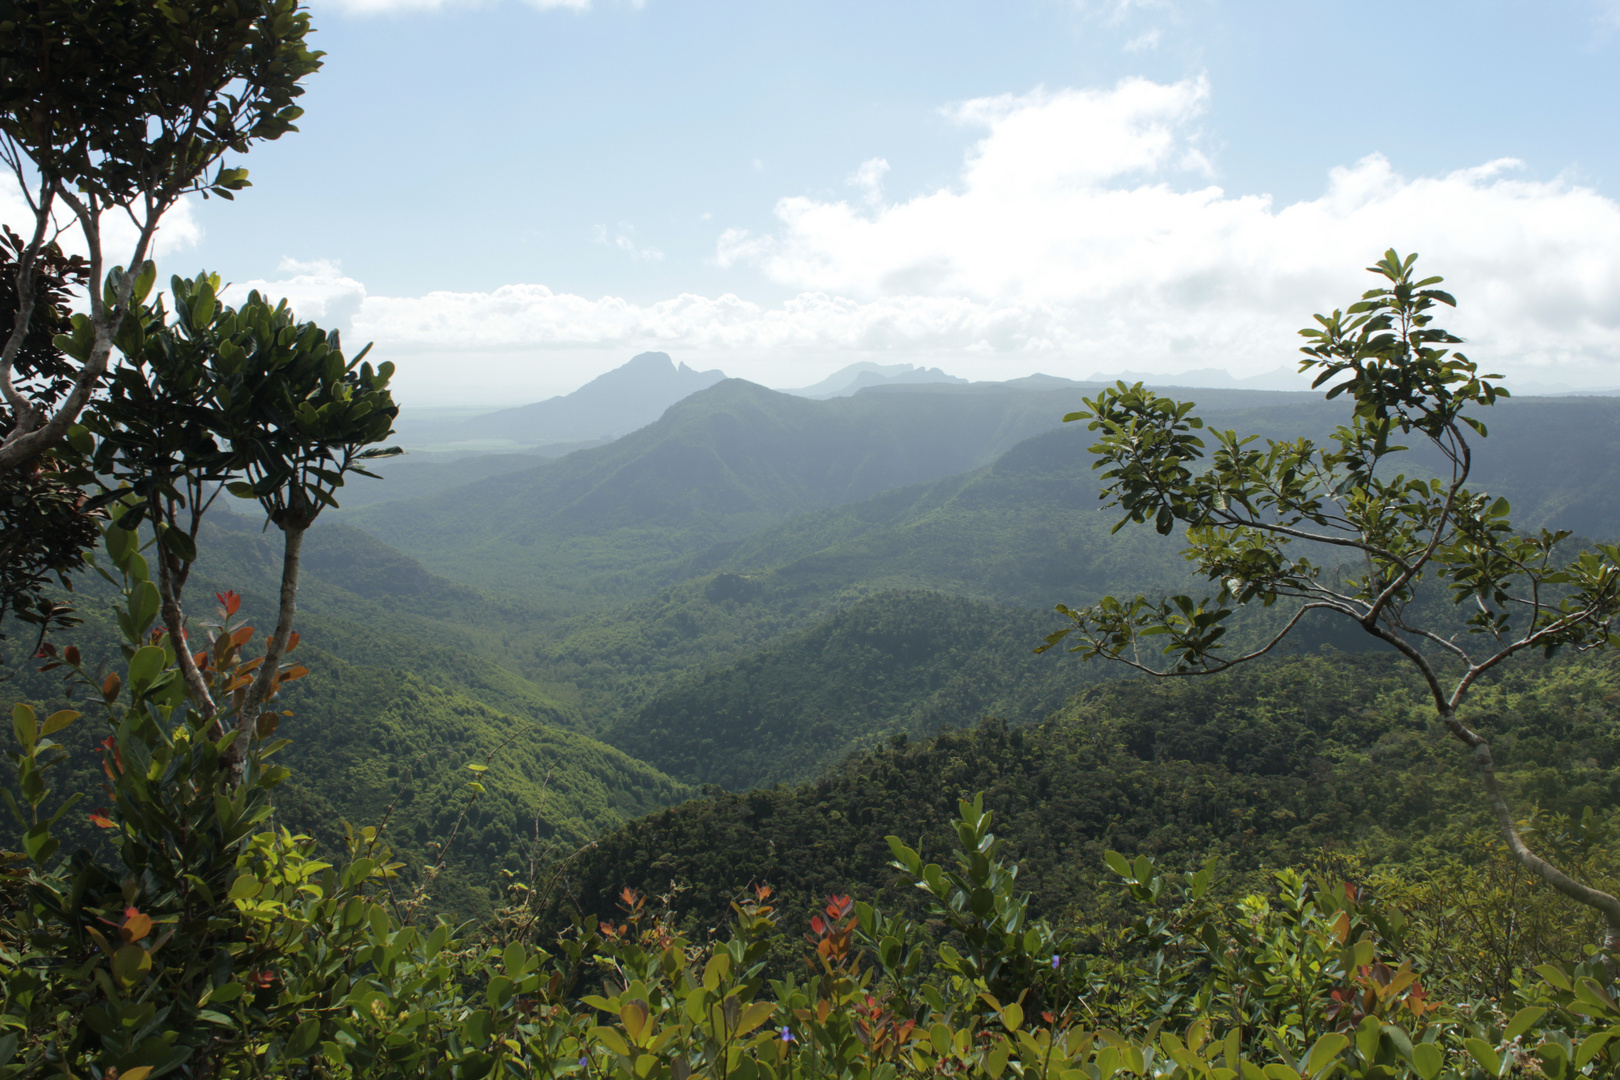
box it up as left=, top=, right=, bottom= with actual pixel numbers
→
left=606, top=590, right=1091, bottom=789
left=554, top=650, right=1620, bottom=936
left=14, top=379, right=1616, bottom=916
left=0, top=513, right=694, bottom=918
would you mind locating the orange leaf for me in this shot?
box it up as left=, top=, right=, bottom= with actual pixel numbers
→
left=121, top=909, right=153, bottom=943
left=89, top=809, right=116, bottom=829
left=101, top=673, right=122, bottom=701
left=229, top=626, right=255, bottom=649
left=280, top=665, right=309, bottom=682
left=285, top=631, right=300, bottom=654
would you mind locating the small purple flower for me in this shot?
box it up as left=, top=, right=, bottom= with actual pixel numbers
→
left=779, top=1027, right=796, bottom=1043
left=579, top=1057, right=588, bottom=1068
left=1050, top=954, right=1060, bottom=970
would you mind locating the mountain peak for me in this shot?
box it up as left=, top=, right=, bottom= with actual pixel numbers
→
left=782, top=362, right=968, bottom=399
left=450, top=353, right=727, bottom=446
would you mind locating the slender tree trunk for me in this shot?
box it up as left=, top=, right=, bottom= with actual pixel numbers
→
left=1446, top=707, right=1620, bottom=961
left=155, top=534, right=218, bottom=728
left=228, top=523, right=304, bottom=783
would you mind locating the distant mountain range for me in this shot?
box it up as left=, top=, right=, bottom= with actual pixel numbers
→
left=783, top=362, right=968, bottom=398
left=103, top=366, right=1620, bottom=912
left=393, top=352, right=725, bottom=450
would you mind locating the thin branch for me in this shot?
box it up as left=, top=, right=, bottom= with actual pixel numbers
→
left=1098, top=602, right=1340, bottom=679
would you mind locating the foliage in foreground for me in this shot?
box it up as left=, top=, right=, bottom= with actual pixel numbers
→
left=3, top=537, right=1620, bottom=1078
left=11, top=674, right=1620, bottom=1080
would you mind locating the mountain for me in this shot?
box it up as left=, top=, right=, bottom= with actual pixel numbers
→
left=319, top=442, right=610, bottom=511
left=388, top=352, right=726, bottom=451
left=346, top=378, right=1093, bottom=606
left=783, top=362, right=968, bottom=398
left=1087, top=365, right=1314, bottom=392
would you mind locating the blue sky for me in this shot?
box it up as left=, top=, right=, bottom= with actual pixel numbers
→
left=12, top=0, right=1620, bottom=404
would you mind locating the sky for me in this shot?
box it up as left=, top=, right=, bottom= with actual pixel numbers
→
left=10, top=0, right=1620, bottom=405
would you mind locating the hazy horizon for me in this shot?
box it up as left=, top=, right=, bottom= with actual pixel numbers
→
left=8, top=2, right=1620, bottom=404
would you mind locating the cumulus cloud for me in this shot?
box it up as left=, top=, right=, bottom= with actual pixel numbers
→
left=715, top=77, right=1620, bottom=384
left=232, top=75, right=1620, bottom=400
left=0, top=186, right=203, bottom=269
left=354, top=286, right=1052, bottom=355
left=220, top=257, right=368, bottom=330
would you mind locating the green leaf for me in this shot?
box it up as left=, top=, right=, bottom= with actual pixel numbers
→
left=113, top=943, right=152, bottom=986
left=886, top=835, right=923, bottom=875
left=1536, top=963, right=1573, bottom=991
left=11, top=703, right=36, bottom=754
left=127, top=646, right=168, bottom=693
left=1574, top=1032, right=1612, bottom=1068
left=591, top=1026, right=631, bottom=1057
left=207, top=981, right=246, bottom=1004
left=1410, top=1042, right=1443, bottom=1080
left=1305, top=1032, right=1348, bottom=1077
left=1503, top=1006, right=1546, bottom=1043
left=289, top=1017, right=321, bottom=1056
left=228, top=874, right=263, bottom=901
left=160, top=526, right=198, bottom=564
left=40, top=710, right=80, bottom=738
left=1464, top=1038, right=1500, bottom=1076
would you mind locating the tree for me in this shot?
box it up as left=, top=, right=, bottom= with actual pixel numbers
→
left=1039, top=251, right=1620, bottom=953
left=0, top=226, right=97, bottom=663
left=83, top=271, right=400, bottom=776
left=0, top=0, right=321, bottom=473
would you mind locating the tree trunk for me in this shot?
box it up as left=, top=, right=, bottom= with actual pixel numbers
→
left=228, top=523, right=304, bottom=783
left=1449, top=707, right=1620, bottom=963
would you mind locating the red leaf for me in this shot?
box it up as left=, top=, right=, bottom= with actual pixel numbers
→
left=89, top=809, right=116, bottom=829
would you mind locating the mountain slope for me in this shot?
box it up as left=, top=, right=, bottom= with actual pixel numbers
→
left=1, top=514, right=693, bottom=918
left=603, top=590, right=1090, bottom=790
left=454, top=352, right=726, bottom=445
left=346, top=379, right=1099, bottom=604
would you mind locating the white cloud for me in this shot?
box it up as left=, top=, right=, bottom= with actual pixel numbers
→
left=847, top=158, right=891, bottom=207
left=1124, top=28, right=1162, bottom=51
left=220, top=257, right=368, bottom=330
left=232, top=75, right=1620, bottom=402
left=0, top=186, right=203, bottom=270
left=593, top=222, right=664, bottom=263
left=714, top=77, right=1620, bottom=385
